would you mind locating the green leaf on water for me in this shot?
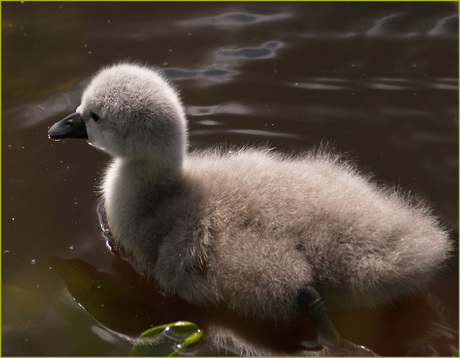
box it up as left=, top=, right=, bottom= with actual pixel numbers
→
left=130, top=321, right=204, bottom=356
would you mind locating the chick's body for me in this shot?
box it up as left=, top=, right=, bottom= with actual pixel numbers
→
left=104, top=146, right=449, bottom=323
left=49, top=63, right=451, bottom=326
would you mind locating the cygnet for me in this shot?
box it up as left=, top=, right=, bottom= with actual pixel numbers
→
left=48, top=63, right=451, bottom=352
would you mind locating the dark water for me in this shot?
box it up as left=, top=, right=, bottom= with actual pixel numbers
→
left=2, top=2, right=458, bottom=356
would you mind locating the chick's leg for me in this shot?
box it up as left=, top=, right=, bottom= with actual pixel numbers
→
left=297, top=286, right=341, bottom=347
left=297, top=286, right=379, bottom=356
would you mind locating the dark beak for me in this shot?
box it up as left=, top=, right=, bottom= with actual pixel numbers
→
left=48, top=112, right=88, bottom=140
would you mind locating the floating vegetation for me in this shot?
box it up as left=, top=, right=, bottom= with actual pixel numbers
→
left=131, top=321, right=204, bottom=356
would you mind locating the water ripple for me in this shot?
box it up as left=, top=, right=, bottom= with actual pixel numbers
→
left=187, top=102, right=250, bottom=117
left=5, top=90, right=80, bottom=129
left=366, top=13, right=405, bottom=36
left=163, top=66, right=238, bottom=82
left=289, top=77, right=458, bottom=91
left=176, top=12, right=291, bottom=28
left=428, top=14, right=459, bottom=36
left=216, top=41, right=283, bottom=60
left=292, top=79, right=349, bottom=91
left=300, top=12, right=458, bottom=39
left=6, top=73, right=457, bottom=130
left=227, top=129, right=297, bottom=139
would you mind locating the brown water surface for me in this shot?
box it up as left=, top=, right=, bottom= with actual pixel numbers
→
left=2, top=2, right=458, bottom=356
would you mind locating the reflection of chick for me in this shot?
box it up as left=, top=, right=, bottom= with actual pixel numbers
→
left=49, top=63, right=451, bottom=351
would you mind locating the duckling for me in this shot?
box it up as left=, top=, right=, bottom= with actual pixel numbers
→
left=48, top=63, right=451, bottom=353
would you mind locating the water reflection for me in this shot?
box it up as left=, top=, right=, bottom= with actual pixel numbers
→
left=47, top=254, right=458, bottom=356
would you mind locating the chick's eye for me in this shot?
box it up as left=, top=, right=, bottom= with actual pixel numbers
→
left=90, top=112, right=100, bottom=122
